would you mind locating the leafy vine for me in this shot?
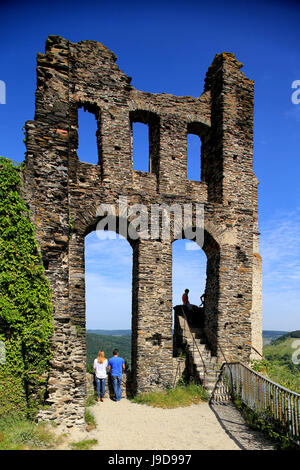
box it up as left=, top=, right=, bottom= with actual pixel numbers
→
left=0, top=157, right=54, bottom=419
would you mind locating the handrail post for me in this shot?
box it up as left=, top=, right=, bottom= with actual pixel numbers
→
left=223, top=361, right=300, bottom=446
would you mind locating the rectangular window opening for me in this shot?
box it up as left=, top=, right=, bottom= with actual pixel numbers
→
left=132, top=122, right=149, bottom=172
left=77, top=107, right=99, bottom=165
left=187, top=133, right=201, bottom=181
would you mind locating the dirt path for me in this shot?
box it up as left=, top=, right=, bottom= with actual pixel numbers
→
left=59, top=399, right=274, bottom=450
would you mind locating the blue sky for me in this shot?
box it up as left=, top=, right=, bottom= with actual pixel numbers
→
left=0, top=0, right=299, bottom=331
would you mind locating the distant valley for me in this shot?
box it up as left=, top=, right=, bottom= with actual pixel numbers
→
left=86, top=329, right=131, bottom=336
left=86, top=330, right=131, bottom=372
left=86, top=329, right=300, bottom=392
left=262, top=330, right=290, bottom=345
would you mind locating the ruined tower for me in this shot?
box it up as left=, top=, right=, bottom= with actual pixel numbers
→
left=22, top=36, right=262, bottom=427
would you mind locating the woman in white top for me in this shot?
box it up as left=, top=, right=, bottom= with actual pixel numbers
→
left=93, top=350, right=108, bottom=402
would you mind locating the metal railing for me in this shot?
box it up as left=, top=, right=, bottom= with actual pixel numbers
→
left=203, top=324, right=265, bottom=402
left=222, top=362, right=300, bottom=445
left=175, top=307, right=300, bottom=444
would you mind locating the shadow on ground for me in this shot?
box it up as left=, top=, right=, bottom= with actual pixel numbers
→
left=209, top=403, right=275, bottom=450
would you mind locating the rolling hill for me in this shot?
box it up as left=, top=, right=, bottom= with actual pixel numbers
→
left=86, top=329, right=131, bottom=336
left=261, top=330, right=300, bottom=393
left=85, top=329, right=300, bottom=392
left=86, top=332, right=131, bottom=372
left=263, top=330, right=300, bottom=369
left=262, top=330, right=290, bottom=346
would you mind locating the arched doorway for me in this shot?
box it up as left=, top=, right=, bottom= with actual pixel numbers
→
left=172, top=229, right=220, bottom=356
left=172, top=239, right=207, bottom=312
left=85, top=230, right=133, bottom=380
left=85, top=230, right=132, bottom=330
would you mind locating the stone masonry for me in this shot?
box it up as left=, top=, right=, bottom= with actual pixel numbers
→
left=21, top=36, right=262, bottom=427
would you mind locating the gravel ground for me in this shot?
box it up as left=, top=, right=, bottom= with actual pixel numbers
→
left=57, top=399, right=275, bottom=450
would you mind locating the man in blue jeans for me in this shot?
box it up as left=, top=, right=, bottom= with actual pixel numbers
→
left=108, top=349, right=125, bottom=401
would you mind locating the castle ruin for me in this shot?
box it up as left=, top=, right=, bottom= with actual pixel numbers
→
left=22, top=36, right=262, bottom=427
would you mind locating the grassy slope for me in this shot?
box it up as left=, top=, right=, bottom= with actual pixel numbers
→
left=262, top=330, right=290, bottom=345
left=261, top=330, right=300, bottom=393
left=132, top=383, right=209, bottom=408
left=264, top=333, right=300, bottom=364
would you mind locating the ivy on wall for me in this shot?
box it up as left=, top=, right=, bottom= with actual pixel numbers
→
left=0, top=157, right=54, bottom=419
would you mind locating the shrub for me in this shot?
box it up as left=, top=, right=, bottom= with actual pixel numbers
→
left=0, top=413, right=56, bottom=450
left=131, top=383, right=209, bottom=408
left=70, top=439, right=98, bottom=450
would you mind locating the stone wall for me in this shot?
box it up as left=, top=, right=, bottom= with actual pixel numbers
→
left=21, top=36, right=262, bottom=427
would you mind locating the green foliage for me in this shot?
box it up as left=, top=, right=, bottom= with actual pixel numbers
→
left=233, top=396, right=299, bottom=450
left=0, top=413, right=56, bottom=450
left=70, top=439, right=98, bottom=450
left=0, top=157, right=54, bottom=419
left=250, top=331, right=300, bottom=395
left=250, top=332, right=300, bottom=394
left=84, top=408, right=96, bottom=429
left=84, top=392, right=97, bottom=431
left=0, top=366, right=27, bottom=418
left=270, top=330, right=300, bottom=345
left=267, top=364, right=300, bottom=393
left=264, top=334, right=300, bottom=375
left=85, top=391, right=97, bottom=408
left=250, top=358, right=269, bottom=374
left=250, top=358, right=300, bottom=394
left=131, top=383, right=209, bottom=408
